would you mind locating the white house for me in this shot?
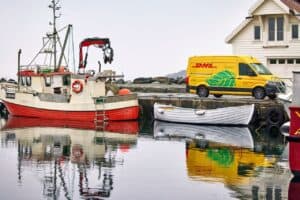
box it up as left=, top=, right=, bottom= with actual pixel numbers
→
left=226, top=0, right=300, bottom=78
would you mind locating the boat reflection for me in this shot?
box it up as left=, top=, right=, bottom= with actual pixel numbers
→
left=1, top=117, right=139, bottom=200
left=289, top=177, right=300, bottom=200
left=153, top=120, right=254, bottom=149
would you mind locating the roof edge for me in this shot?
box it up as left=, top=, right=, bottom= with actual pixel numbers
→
left=225, top=18, right=253, bottom=44
left=249, top=0, right=290, bottom=15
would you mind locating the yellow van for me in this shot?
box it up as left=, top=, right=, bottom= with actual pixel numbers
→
left=185, top=55, right=285, bottom=99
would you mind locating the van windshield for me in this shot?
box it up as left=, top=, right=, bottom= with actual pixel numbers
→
left=250, top=63, right=272, bottom=75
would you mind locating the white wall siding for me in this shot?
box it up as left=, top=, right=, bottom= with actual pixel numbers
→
left=253, top=0, right=286, bottom=15
left=230, top=14, right=300, bottom=78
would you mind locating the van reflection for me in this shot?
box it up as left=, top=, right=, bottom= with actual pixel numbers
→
left=153, top=120, right=290, bottom=199
left=185, top=138, right=276, bottom=185
left=1, top=117, right=139, bottom=200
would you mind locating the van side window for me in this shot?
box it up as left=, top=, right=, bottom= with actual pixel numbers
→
left=239, top=63, right=255, bottom=76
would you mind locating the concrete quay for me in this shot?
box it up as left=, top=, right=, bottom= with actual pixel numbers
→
left=118, top=83, right=186, bottom=93
left=119, top=82, right=288, bottom=126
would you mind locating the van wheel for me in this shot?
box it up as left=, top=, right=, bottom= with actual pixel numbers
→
left=253, top=87, right=266, bottom=99
left=213, top=94, right=223, bottom=98
left=197, top=86, right=209, bottom=97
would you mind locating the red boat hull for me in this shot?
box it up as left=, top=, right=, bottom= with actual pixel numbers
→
left=3, top=116, right=139, bottom=134
left=3, top=101, right=139, bottom=121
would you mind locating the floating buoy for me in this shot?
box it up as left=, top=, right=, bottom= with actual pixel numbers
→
left=118, top=88, right=131, bottom=96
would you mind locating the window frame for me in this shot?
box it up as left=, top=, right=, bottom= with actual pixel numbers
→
left=254, top=25, right=261, bottom=40
left=287, top=59, right=294, bottom=64
left=277, top=17, right=284, bottom=41
left=239, top=63, right=256, bottom=76
left=292, top=24, right=299, bottom=39
left=278, top=59, right=285, bottom=64
left=269, top=59, right=277, bottom=64
left=268, top=16, right=284, bottom=41
left=268, top=17, right=276, bottom=41
left=44, top=76, right=52, bottom=87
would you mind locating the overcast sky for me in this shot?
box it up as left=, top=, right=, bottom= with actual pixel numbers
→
left=0, top=0, right=255, bottom=80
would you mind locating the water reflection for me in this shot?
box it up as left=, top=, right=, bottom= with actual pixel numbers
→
left=0, top=116, right=294, bottom=199
left=1, top=117, right=138, bottom=200
left=289, top=177, right=300, bottom=200
left=153, top=120, right=291, bottom=200
left=153, top=121, right=254, bottom=148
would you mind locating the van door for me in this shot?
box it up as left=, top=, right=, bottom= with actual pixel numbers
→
left=236, top=63, right=257, bottom=93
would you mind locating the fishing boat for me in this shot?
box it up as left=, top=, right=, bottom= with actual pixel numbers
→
left=154, top=121, right=254, bottom=149
left=153, top=103, right=255, bottom=125
left=0, top=1, right=139, bottom=121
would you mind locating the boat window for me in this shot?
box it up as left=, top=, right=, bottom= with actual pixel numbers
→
left=44, top=76, right=52, bottom=87
left=26, top=76, right=32, bottom=86
left=21, top=76, right=26, bottom=86
left=250, top=63, right=272, bottom=75
left=63, top=75, right=71, bottom=86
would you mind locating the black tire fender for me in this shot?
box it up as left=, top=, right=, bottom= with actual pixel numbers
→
left=266, top=107, right=284, bottom=125
left=267, top=125, right=280, bottom=137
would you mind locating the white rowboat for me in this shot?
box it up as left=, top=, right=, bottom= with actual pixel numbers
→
left=154, top=103, right=255, bottom=125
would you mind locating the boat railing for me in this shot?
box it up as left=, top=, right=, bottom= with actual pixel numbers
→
left=94, top=93, right=137, bottom=104
left=20, top=65, right=56, bottom=74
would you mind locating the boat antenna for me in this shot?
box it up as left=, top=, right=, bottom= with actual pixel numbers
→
left=48, top=0, right=61, bottom=71
left=17, top=49, right=22, bottom=91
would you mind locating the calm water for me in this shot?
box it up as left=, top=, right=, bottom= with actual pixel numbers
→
left=0, top=117, right=294, bottom=200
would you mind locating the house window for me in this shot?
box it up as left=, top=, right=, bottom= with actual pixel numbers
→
left=268, top=17, right=275, bottom=41
left=296, top=59, right=300, bottom=64
left=269, top=59, right=277, bottom=64
left=277, top=17, right=284, bottom=41
left=268, top=17, right=284, bottom=41
left=278, top=59, right=285, bottom=64
left=254, top=26, right=261, bottom=40
left=287, top=59, right=294, bottom=64
left=292, top=24, right=299, bottom=39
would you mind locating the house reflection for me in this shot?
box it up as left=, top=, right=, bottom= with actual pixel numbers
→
left=1, top=117, right=139, bottom=200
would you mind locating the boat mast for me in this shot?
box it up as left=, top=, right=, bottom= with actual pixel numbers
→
left=49, top=0, right=61, bottom=70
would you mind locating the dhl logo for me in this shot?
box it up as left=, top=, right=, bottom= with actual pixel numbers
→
left=192, top=63, right=217, bottom=69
